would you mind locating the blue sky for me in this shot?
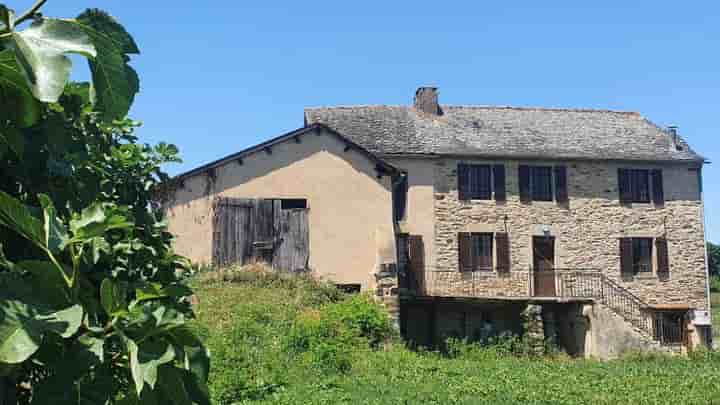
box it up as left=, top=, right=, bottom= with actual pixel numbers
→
left=31, top=1, right=720, bottom=241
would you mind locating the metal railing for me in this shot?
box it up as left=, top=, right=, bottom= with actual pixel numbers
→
left=403, top=268, right=684, bottom=345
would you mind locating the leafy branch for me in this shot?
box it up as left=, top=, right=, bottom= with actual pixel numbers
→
left=13, top=0, right=47, bottom=26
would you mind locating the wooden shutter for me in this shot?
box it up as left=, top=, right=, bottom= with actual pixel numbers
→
left=519, top=165, right=531, bottom=203
left=619, top=237, right=633, bottom=277
left=495, top=232, right=510, bottom=274
left=618, top=169, right=632, bottom=203
left=656, top=237, right=669, bottom=280
left=407, top=235, right=425, bottom=291
left=458, top=232, right=474, bottom=272
left=493, top=164, right=506, bottom=201
left=554, top=166, right=568, bottom=203
left=651, top=169, right=664, bottom=205
left=458, top=164, right=469, bottom=201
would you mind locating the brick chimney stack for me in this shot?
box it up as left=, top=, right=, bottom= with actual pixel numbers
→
left=414, top=87, right=440, bottom=115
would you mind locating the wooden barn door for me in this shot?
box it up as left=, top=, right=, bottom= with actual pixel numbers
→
left=272, top=208, right=310, bottom=272
left=212, top=198, right=309, bottom=271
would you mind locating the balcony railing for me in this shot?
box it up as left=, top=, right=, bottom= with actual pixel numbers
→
left=401, top=267, right=685, bottom=344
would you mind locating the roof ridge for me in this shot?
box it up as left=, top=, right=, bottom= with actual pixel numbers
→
left=442, top=105, right=641, bottom=115
left=305, top=104, right=641, bottom=115
left=305, top=105, right=406, bottom=111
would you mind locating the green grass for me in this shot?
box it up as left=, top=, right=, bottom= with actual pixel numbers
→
left=712, top=292, right=719, bottom=342
left=191, top=267, right=720, bottom=405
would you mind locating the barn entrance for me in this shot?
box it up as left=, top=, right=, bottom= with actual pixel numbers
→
left=212, top=197, right=309, bottom=272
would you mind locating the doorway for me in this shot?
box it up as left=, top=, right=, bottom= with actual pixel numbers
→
left=533, top=236, right=556, bottom=296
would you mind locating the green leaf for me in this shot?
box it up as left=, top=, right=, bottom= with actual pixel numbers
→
left=76, top=10, right=140, bottom=122
left=135, top=282, right=193, bottom=303
left=180, top=368, right=211, bottom=405
left=0, top=190, right=46, bottom=249
left=37, top=194, right=69, bottom=254
left=30, top=364, right=113, bottom=405
left=127, top=338, right=175, bottom=394
left=8, top=18, right=97, bottom=102
left=76, top=9, right=139, bottom=54
left=69, top=202, right=131, bottom=242
left=0, top=49, right=41, bottom=127
left=157, top=365, right=193, bottom=405
left=0, top=301, right=82, bottom=363
left=0, top=124, right=24, bottom=157
left=100, top=278, right=127, bottom=316
left=17, top=260, right=72, bottom=308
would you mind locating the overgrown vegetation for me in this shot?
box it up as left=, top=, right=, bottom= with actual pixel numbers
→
left=0, top=2, right=208, bottom=404
left=193, top=265, right=720, bottom=405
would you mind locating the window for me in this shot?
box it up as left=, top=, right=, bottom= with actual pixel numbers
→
left=531, top=166, right=553, bottom=201
left=336, top=284, right=361, bottom=294
left=459, top=232, right=494, bottom=271
left=458, top=164, right=492, bottom=200
left=632, top=238, right=653, bottom=274
left=619, top=169, right=650, bottom=203
left=519, top=165, right=568, bottom=203
left=280, top=199, right=307, bottom=209
left=473, top=233, right=494, bottom=270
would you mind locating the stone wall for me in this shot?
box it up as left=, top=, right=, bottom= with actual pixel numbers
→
left=425, top=271, right=530, bottom=298
left=433, top=158, right=708, bottom=310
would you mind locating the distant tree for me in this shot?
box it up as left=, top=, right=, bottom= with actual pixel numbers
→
left=707, top=241, right=720, bottom=278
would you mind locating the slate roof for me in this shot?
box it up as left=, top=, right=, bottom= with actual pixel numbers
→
left=174, top=123, right=399, bottom=181
left=304, top=105, right=705, bottom=163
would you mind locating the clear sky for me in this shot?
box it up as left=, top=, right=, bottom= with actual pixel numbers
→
left=30, top=1, right=720, bottom=241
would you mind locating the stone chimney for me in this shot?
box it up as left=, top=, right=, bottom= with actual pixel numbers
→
left=414, top=87, right=440, bottom=115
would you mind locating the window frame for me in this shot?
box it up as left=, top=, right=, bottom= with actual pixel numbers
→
left=630, top=169, right=651, bottom=203
left=620, top=168, right=652, bottom=203
left=530, top=166, right=554, bottom=202
left=472, top=233, right=494, bottom=271
left=631, top=237, right=653, bottom=274
left=458, top=164, right=493, bottom=200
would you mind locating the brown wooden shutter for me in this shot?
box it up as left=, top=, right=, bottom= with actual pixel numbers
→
left=493, top=164, right=506, bottom=201
left=618, top=169, right=632, bottom=203
left=619, top=237, right=633, bottom=277
left=495, top=232, right=510, bottom=274
left=407, top=235, right=426, bottom=290
left=656, top=237, right=669, bottom=280
left=458, top=232, right=474, bottom=272
left=519, top=165, right=531, bottom=203
left=554, top=165, right=568, bottom=203
left=458, top=164, right=469, bottom=201
left=651, top=169, right=664, bottom=205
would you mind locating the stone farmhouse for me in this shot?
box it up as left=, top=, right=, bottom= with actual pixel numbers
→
left=164, top=87, right=713, bottom=358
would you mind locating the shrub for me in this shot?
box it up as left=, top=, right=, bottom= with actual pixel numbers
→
left=710, top=275, right=720, bottom=293
left=322, top=293, right=397, bottom=347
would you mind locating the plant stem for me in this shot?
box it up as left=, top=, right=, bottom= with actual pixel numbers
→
left=13, top=0, right=47, bottom=26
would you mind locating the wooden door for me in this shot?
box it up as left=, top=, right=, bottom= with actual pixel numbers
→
left=533, top=236, right=556, bottom=296
left=213, top=198, right=309, bottom=272
left=272, top=208, right=309, bottom=272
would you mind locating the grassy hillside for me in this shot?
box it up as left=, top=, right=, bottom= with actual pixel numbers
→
left=191, top=267, right=720, bottom=405
left=712, top=291, right=719, bottom=343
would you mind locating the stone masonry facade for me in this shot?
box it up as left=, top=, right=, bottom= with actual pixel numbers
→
left=433, top=158, right=708, bottom=311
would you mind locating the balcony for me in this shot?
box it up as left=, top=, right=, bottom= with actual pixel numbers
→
left=401, top=268, right=605, bottom=300
left=400, top=267, right=688, bottom=345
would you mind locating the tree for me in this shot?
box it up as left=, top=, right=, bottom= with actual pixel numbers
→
left=708, top=241, right=720, bottom=278
left=0, top=1, right=209, bottom=404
